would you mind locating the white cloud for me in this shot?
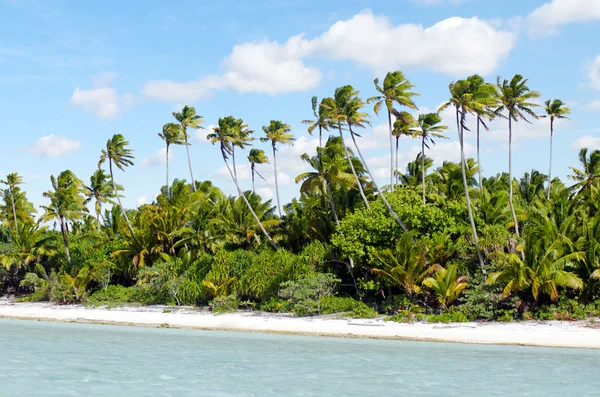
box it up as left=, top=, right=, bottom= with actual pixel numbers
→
left=572, top=136, right=600, bottom=151
left=137, top=196, right=148, bottom=206
left=527, top=0, right=600, bottom=36
left=141, top=10, right=515, bottom=102
left=309, top=11, right=516, bottom=75
left=70, top=73, right=131, bottom=119
left=256, top=187, right=273, bottom=200
left=586, top=55, right=600, bottom=90
left=583, top=100, right=600, bottom=112
left=195, top=124, right=215, bottom=144
left=27, top=135, right=81, bottom=157
left=142, top=148, right=169, bottom=167
left=91, top=72, right=118, bottom=88
left=276, top=135, right=320, bottom=174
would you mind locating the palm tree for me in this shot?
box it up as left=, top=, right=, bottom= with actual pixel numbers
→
left=422, top=264, right=468, bottom=309
left=261, top=120, right=295, bottom=217
left=158, top=122, right=185, bottom=188
left=341, top=85, right=410, bottom=232
left=569, top=148, right=600, bottom=198
left=391, top=112, right=415, bottom=185
left=84, top=169, right=120, bottom=232
left=207, top=116, right=278, bottom=250
left=173, top=105, right=204, bottom=192
left=247, top=148, right=269, bottom=193
left=302, top=96, right=331, bottom=148
left=40, top=170, right=87, bottom=266
left=439, top=77, right=492, bottom=271
left=0, top=222, right=55, bottom=271
left=541, top=99, right=571, bottom=199
left=0, top=173, right=23, bottom=232
left=495, top=74, right=541, bottom=237
left=98, top=134, right=135, bottom=237
left=368, top=71, right=419, bottom=192
left=322, top=88, right=370, bottom=209
left=411, top=113, right=448, bottom=204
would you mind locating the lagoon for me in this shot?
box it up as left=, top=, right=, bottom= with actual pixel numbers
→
left=1, top=318, right=598, bottom=396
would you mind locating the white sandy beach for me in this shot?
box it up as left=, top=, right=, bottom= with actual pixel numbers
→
left=1, top=300, right=599, bottom=349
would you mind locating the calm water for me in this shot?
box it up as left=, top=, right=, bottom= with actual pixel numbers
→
left=1, top=319, right=599, bottom=396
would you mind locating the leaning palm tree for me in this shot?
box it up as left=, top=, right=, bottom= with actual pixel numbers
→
left=208, top=116, right=278, bottom=250
left=247, top=148, right=269, bottom=193
left=368, top=71, right=419, bottom=192
left=173, top=106, right=204, bottom=192
left=98, top=134, right=135, bottom=237
left=302, top=96, right=331, bottom=148
left=84, top=169, right=120, bottom=232
left=322, top=87, right=370, bottom=208
left=541, top=99, right=571, bottom=199
left=495, top=75, right=541, bottom=237
left=391, top=112, right=415, bottom=185
left=261, top=120, right=295, bottom=217
left=340, top=85, right=409, bottom=232
left=158, top=122, right=185, bottom=188
left=0, top=173, right=24, bottom=232
left=411, top=113, right=448, bottom=204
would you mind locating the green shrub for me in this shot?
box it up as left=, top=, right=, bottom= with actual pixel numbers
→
left=349, top=305, right=378, bottom=319
left=260, top=298, right=291, bottom=313
left=210, top=294, right=239, bottom=313
left=385, top=311, right=414, bottom=323
left=279, top=273, right=339, bottom=317
left=85, top=285, right=145, bottom=307
left=425, top=310, right=469, bottom=324
left=320, top=296, right=362, bottom=314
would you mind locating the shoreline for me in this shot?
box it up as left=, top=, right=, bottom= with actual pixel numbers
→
left=1, top=301, right=599, bottom=348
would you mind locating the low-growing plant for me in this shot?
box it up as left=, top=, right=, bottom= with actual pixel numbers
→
left=279, top=273, right=339, bottom=316
left=210, top=294, right=239, bottom=313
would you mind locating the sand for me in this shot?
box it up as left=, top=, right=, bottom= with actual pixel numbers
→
left=1, top=300, right=599, bottom=348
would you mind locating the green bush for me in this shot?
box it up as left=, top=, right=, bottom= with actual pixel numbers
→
left=85, top=285, right=146, bottom=307
left=210, top=294, right=239, bottom=313
left=260, top=297, right=291, bottom=313
left=425, top=310, right=469, bottom=324
left=349, top=305, right=378, bottom=319
left=279, top=273, right=339, bottom=317
left=320, top=296, right=362, bottom=314
left=385, top=311, right=414, bottom=323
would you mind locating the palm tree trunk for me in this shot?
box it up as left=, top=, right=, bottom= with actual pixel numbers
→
left=508, top=116, right=520, bottom=237
left=338, top=124, right=370, bottom=209
left=251, top=165, right=256, bottom=194
left=477, top=117, right=483, bottom=194
left=165, top=144, right=170, bottom=188
left=318, top=125, right=323, bottom=148
left=395, top=136, right=400, bottom=185
left=60, top=216, right=71, bottom=266
left=224, top=146, right=278, bottom=251
left=349, top=125, right=408, bottom=232
left=109, top=159, right=135, bottom=237
left=96, top=209, right=101, bottom=233
left=326, top=180, right=340, bottom=227
left=388, top=110, right=394, bottom=192
left=421, top=137, right=426, bottom=205
left=456, top=107, right=485, bottom=273
left=272, top=143, right=283, bottom=217
left=9, top=187, right=18, bottom=233
left=547, top=117, right=553, bottom=200
left=183, top=128, right=196, bottom=192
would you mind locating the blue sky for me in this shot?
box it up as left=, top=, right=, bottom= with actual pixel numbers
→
left=1, top=0, right=599, bottom=211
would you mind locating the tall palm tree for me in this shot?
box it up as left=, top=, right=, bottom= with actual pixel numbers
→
left=368, top=71, right=419, bottom=192
left=340, top=84, right=410, bottom=232
left=208, top=116, right=278, bottom=250
left=322, top=87, right=370, bottom=209
left=411, top=113, right=448, bottom=204
left=302, top=96, right=331, bottom=148
left=261, top=120, right=295, bottom=217
left=84, top=169, right=120, bottom=232
left=173, top=105, right=204, bottom=192
left=569, top=148, right=600, bottom=198
left=40, top=170, right=87, bottom=266
left=391, top=112, right=415, bottom=185
left=0, top=173, right=23, bottom=232
left=439, top=78, right=490, bottom=271
left=495, top=74, right=541, bottom=237
left=247, top=148, right=269, bottom=193
left=158, top=122, right=185, bottom=188
left=98, top=134, right=135, bottom=237
left=541, top=99, right=571, bottom=199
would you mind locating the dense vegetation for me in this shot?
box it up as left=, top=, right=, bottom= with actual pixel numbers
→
left=2, top=72, right=599, bottom=322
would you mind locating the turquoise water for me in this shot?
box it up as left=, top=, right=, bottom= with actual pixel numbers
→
left=1, top=319, right=599, bottom=396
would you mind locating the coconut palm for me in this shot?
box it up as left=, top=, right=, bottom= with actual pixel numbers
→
left=0, top=222, right=55, bottom=271
left=0, top=173, right=24, bottom=232
left=302, top=96, right=331, bottom=148
left=367, top=71, right=419, bottom=191
left=495, top=75, right=541, bottom=237
left=207, top=116, right=278, bottom=250
left=422, top=264, right=468, bottom=309
left=98, top=134, right=135, bottom=237
left=399, top=153, right=434, bottom=187
left=247, top=149, right=269, bottom=193
left=173, top=106, right=204, bottom=192
left=391, top=112, right=415, bottom=185
left=158, top=122, right=185, bottom=188
left=84, top=169, right=120, bottom=232
left=541, top=99, right=571, bottom=199
left=321, top=88, right=370, bottom=209
left=569, top=148, right=600, bottom=198
left=411, top=113, right=448, bottom=204
left=261, top=120, right=295, bottom=217
left=40, top=170, right=88, bottom=266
